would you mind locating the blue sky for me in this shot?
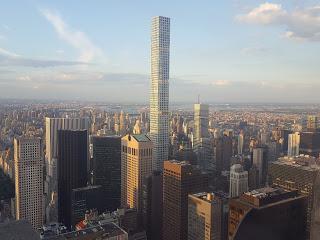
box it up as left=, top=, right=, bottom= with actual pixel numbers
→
left=0, top=0, right=319, bottom=103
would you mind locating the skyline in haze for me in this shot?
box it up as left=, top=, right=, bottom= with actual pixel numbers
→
left=0, top=0, right=320, bottom=103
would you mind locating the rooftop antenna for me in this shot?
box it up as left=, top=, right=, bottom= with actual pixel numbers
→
left=197, top=94, right=200, bottom=104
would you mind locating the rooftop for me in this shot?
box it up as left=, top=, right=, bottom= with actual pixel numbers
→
left=0, top=220, right=40, bottom=240
left=45, top=222, right=127, bottom=240
left=131, top=134, right=151, bottom=142
left=239, top=187, right=302, bottom=208
left=190, top=192, right=221, bottom=203
left=72, top=185, right=102, bottom=192
left=274, top=155, right=320, bottom=171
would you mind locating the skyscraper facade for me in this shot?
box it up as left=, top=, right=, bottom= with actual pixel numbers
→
left=188, top=192, right=222, bottom=240
left=14, top=137, right=44, bottom=229
left=268, top=156, right=320, bottom=240
left=193, top=103, right=213, bottom=171
left=142, top=171, right=163, bottom=240
left=307, top=115, right=318, bottom=131
left=299, top=131, right=320, bottom=157
left=237, top=132, right=244, bottom=155
left=45, top=117, right=90, bottom=222
left=163, top=160, right=208, bottom=240
left=150, top=16, right=170, bottom=171
left=121, top=134, right=153, bottom=215
left=57, top=130, right=88, bottom=229
left=92, top=136, right=121, bottom=212
left=288, top=132, right=300, bottom=157
left=229, top=164, right=248, bottom=198
left=215, top=135, right=233, bottom=172
left=228, top=187, right=307, bottom=240
left=193, top=103, right=209, bottom=141
left=252, top=147, right=267, bottom=186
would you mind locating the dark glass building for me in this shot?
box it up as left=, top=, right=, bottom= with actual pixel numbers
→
left=71, top=185, right=103, bottom=227
left=269, top=156, right=320, bottom=240
left=299, top=131, right=320, bottom=157
left=228, top=187, right=307, bottom=240
left=58, top=130, right=88, bottom=229
left=215, top=135, right=233, bottom=172
left=142, top=171, right=163, bottom=240
left=92, top=136, right=121, bottom=212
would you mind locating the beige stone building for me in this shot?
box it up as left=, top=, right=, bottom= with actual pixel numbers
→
left=121, top=134, right=152, bottom=213
left=14, top=137, right=44, bottom=229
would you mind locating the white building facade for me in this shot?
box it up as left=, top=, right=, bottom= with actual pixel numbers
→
left=229, top=164, right=248, bottom=198
left=150, top=16, right=170, bottom=171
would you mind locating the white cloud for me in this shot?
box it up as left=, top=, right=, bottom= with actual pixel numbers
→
left=0, top=47, right=20, bottom=57
left=0, top=47, right=87, bottom=67
left=40, top=9, right=103, bottom=62
left=237, top=3, right=286, bottom=24
left=237, top=3, right=320, bottom=41
left=17, top=75, right=32, bottom=81
left=212, top=80, right=231, bottom=86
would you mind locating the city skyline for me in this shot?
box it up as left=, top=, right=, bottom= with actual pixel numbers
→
left=0, top=1, right=320, bottom=103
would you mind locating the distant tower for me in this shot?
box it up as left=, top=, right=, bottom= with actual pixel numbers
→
left=193, top=103, right=209, bottom=141
left=133, top=119, right=142, bottom=134
left=307, top=115, right=318, bottom=130
left=150, top=16, right=170, bottom=171
left=229, top=164, right=248, bottom=198
left=288, top=132, right=300, bottom=157
left=193, top=103, right=212, bottom=170
left=121, top=134, right=153, bottom=216
left=237, top=132, right=244, bottom=155
left=119, top=111, right=126, bottom=135
left=14, top=137, right=44, bottom=229
left=252, top=147, right=266, bottom=186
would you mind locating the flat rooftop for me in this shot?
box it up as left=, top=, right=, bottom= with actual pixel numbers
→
left=46, top=222, right=127, bottom=239
left=274, top=155, right=320, bottom=171
left=0, top=220, right=40, bottom=240
left=238, top=187, right=302, bottom=208
left=131, top=134, right=151, bottom=142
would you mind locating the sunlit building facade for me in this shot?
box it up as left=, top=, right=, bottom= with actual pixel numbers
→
left=14, top=137, right=44, bottom=229
left=150, top=16, right=170, bottom=171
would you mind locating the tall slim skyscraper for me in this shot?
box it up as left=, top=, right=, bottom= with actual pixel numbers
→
left=194, top=103, right=209, bottom=141
left=57, top=130, right=88, bottom=229
left=150, top=16, right=170, bottom=171
left=121, top=134, right=153, bottom=216
left=14, top=137, right=44, bottom=229
left=92, top=136, right=121, bottom=212
left=237, top=132, right=244, bottom=155
left=45, top=117, right=90, bottom=222
left=193, top=103, right=212, bottom=171
left=288, top=132, right=300, bottom=157
left=163, top=160, right=208, bottom=240
left=252, top=147, right=267, bottom=186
